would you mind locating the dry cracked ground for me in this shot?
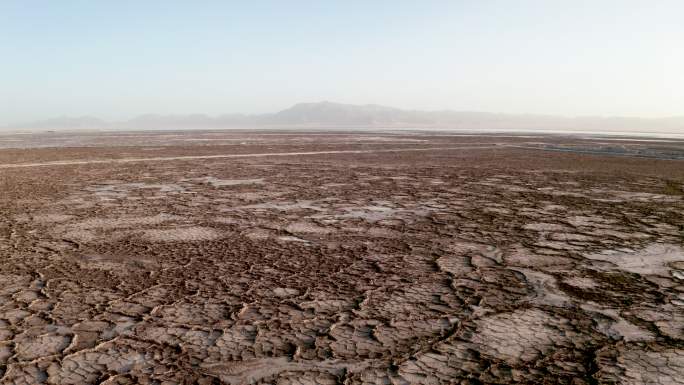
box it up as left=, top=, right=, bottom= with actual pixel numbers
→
left=0, top=131, right=683, bottom=384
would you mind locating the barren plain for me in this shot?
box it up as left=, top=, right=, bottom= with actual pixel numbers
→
left=0, top=130, right=683, bottom=384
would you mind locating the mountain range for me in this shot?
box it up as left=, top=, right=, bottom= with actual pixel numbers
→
left=4, top=101, right=684, bottom=134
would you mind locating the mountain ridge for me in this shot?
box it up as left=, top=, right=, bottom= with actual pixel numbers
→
left=4, top=101, right=684, bottom=133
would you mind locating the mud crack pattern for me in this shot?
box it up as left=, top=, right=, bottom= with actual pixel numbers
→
left=1, top=131, right=683, bottom=384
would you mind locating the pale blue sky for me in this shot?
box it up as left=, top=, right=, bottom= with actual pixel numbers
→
left=1, top=1, right=682, bottom=124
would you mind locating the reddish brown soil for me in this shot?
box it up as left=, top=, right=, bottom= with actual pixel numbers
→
left=0, top=131, right=683, bottom=384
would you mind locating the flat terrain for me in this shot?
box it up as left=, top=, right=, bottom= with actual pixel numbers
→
left=0, top=130, right=683, bottom=384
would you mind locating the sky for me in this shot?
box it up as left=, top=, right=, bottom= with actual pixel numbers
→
left=1, top=0, right=683, bottom=125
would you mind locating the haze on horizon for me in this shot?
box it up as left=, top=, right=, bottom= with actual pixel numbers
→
left=1, top=1, right=683, bottom=127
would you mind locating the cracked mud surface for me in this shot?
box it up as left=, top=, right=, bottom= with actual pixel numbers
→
left=1, top=131, right=683, bottom=384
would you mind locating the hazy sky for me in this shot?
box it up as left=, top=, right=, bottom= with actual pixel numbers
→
left=1, top=1, right=683, bottom=125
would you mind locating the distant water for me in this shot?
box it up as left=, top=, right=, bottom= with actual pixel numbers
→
left=391, top=127, right=684, bottom=140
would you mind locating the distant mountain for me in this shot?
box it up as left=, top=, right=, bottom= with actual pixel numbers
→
left=125, top=113, right=250, bottom=129
left=8, top=116, right=109, bottom=130
left=262, top=101, right=432, bottom=125
left=3, top=102, right=684, bottom=134
left=262, top=102, right=684, bottom=133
